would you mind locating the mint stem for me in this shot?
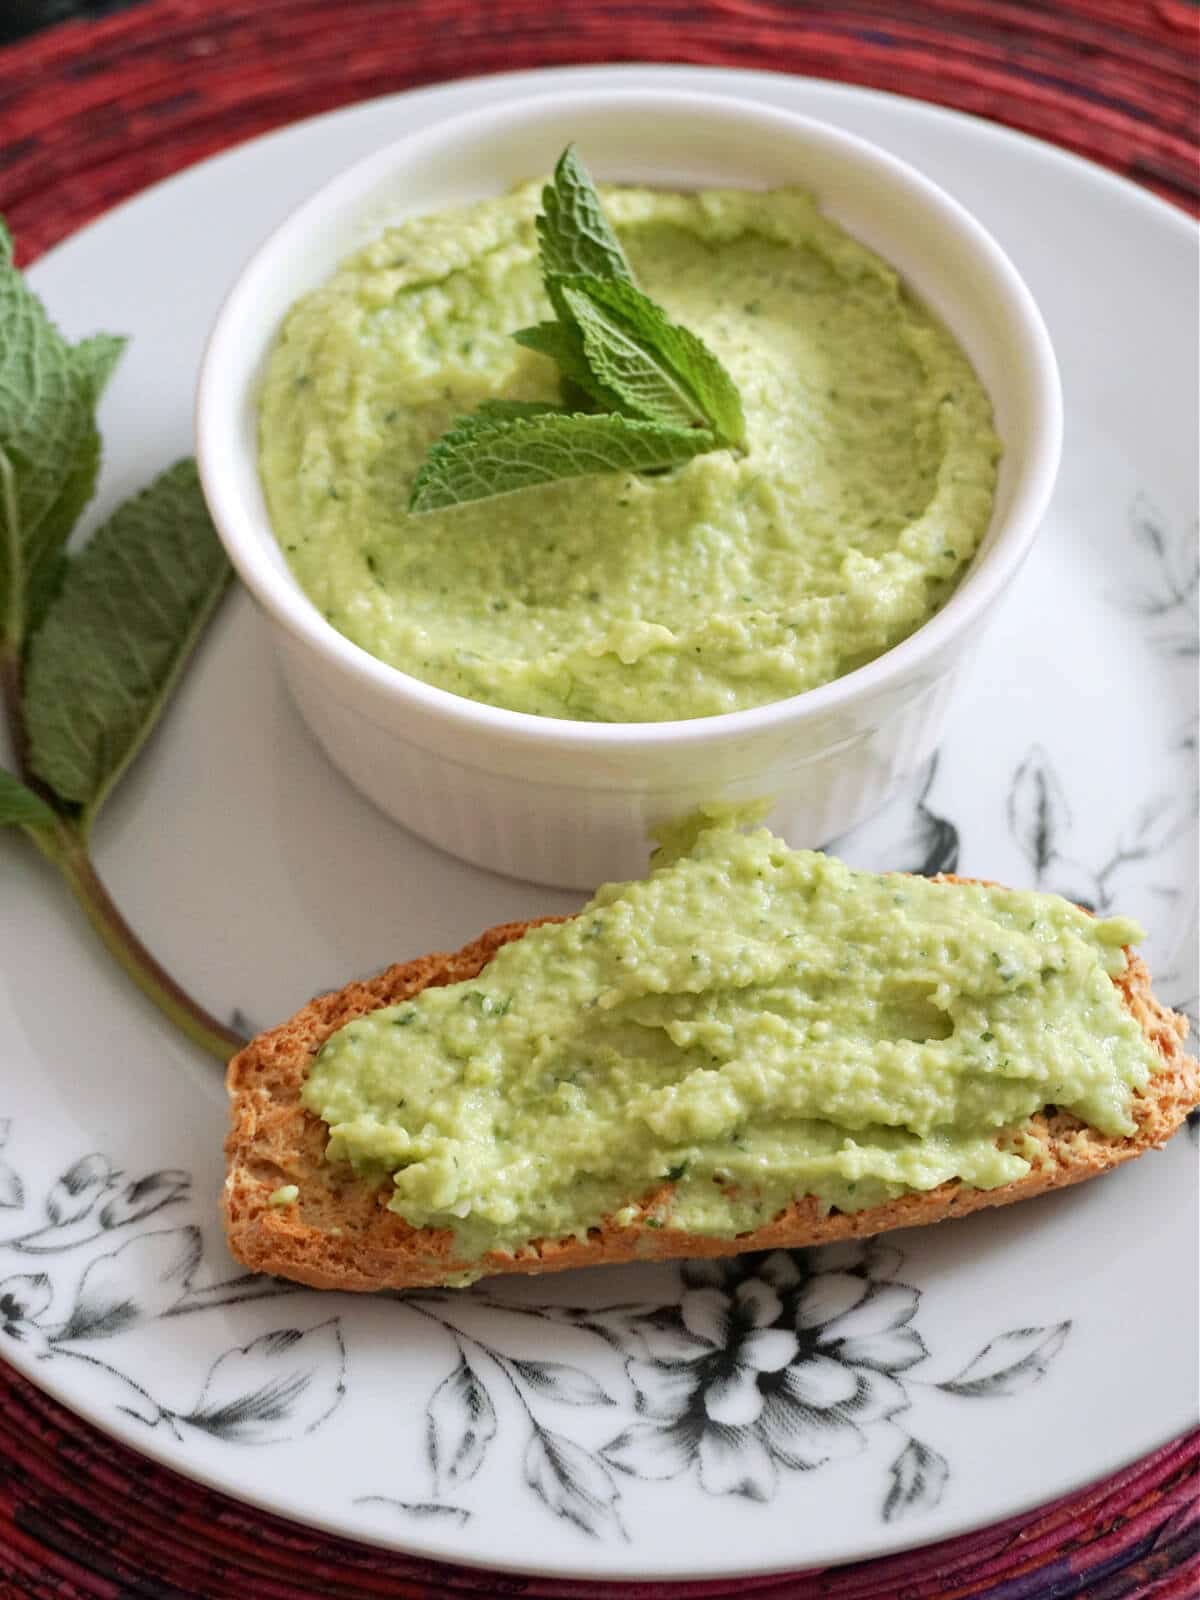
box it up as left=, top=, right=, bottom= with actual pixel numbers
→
left=1, top=641, right=58, bottom=813
left=1, top=643, right=28, bottom=776
left=31, top=820, right=245, bottom=1063
left=4, top=623, right=244, bottom=1065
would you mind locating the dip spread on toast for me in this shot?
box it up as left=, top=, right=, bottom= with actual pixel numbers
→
left=301, top=823, right=1157, bottom=1264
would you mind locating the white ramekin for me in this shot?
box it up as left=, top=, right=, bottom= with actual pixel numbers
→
left=196, top=89, right=1061, bottom=889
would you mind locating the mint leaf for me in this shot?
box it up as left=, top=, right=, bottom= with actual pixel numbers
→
left=559, top=280, right=707, bottom=433
left=23, top=459, right=231, bottom=823
left=0, top=218, right=127, bottom=646
left=537, top=145, right=634, bottom=287
left=0, top=767, right=56, bottom=832
left=474, top=399, right=567, bottom=423
left=404, top=147, right=748, bottom=510
left=560, top=276, right=746, bottom=448
left=512, top=321, right=622, bottom=411
left=24, top=334, right=130, bottom=635
left=409, top=412, right=712, bottom=513
left=73, top=334, right=127, bottom=404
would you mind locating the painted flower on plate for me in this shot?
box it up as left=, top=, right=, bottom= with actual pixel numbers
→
left=603, top=1242, right=925, bottom=1501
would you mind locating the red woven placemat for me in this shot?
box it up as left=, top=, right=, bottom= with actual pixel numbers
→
left=0, top=0, right=1197, bottom=265
left=1, top=3, right=1198, bottom=1595
left=1, top=1357, right=1197, bottom=1597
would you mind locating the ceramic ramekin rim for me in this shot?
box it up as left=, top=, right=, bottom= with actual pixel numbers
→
left=196, top=86, right=1063, bottom=753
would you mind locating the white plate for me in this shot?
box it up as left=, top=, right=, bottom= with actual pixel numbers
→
left=2, top=67, right=1196, bottom=1583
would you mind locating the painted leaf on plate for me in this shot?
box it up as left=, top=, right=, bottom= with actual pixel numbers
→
left=939, top=1324, right=1071, bottom=1398
left=355, top=1496, right=472, bottom=1528
left=524, top=1427, right=625, bottom=1539
left=180, top=1319, right=346, bottom=1443
left=510, top=1358, right=617, bottom=1407
left=1008, top=746, right=1072, bottom=874
left=43, top=1153, right=117, bottom=1227
left=426, top=1350, right=497, bottom=1489
left=57, top=1225, right=202, bottom=1342
left=0, top=1272, right=52, bottom=1325
left=98, top=1170, right=191, bottom=1231
left=882, top=1437, right=949, bottom=1521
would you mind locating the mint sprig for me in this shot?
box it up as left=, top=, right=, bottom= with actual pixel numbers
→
left=408, top=145, right=747, bottom=513
left=0, top=219, right=241, bottom=1063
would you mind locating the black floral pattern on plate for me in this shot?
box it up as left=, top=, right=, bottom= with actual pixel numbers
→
left=0, top=1125, right=332, bottom=1446
left=0, top=1116, right=1076, bottom=1542
left=830, top=754, right=959, bottom=879
left=1005, top=726, right=1199, bottom=1117
left=1118, top=493, right=1199, bottom=660
left=4, top=587, right=1195, bottom=1533
left=358, top=1238, right=1072, bottom=1539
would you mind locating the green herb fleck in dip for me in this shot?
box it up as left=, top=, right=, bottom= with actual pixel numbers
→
left=259, top=184, right=999, bottom=721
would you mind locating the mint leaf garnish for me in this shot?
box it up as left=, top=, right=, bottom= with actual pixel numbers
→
left=407, top=146, right=749, bottom=510
left=23, top=334, right=129, bottom=636
left=559, top=276, right=745, bottom=446
left=0, top=217, right=241, bottom=1062
left=24, top=459, right=231, bottom=822
left=474, top=398, right=568, bottom=423
left=409, top=412, right=713, bottom=513
left=0, top=766, right=56, bottom=832
left=512, top=321, right=622, bottom=411
left=0, top=220, right=128, bottom=648
left=73, top=333, right=127, bottom=399
left=559, top=280, right=704, bottom=430
left=537, top=144, right=634, bottom=287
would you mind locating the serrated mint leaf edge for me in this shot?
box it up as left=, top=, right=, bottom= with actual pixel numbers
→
left=0, top=217, right=128, bottom=645
left=474, top=399, right=569, bottom=424
left=536, top=144, right=635, bottom=288
left=23, top=330, right=130, bottom=637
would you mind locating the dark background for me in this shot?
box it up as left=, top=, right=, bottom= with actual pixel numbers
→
left=1, top=0, right=139, bottom=44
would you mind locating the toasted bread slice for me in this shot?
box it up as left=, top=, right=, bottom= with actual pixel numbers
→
left=223, top=894, right=1198, bottom=1292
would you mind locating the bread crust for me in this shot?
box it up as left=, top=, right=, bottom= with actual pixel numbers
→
left=223, top=889, right=1199, bottom=1291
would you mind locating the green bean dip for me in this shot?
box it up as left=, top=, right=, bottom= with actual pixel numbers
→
left=259, top=183, right=999, bottom=721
